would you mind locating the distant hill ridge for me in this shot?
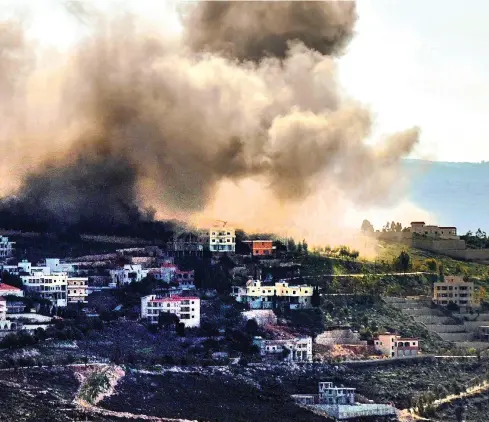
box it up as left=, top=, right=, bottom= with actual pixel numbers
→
left=403, top=159, right=489, bottom=233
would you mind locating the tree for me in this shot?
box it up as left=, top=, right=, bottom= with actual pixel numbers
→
left=244, top=318, right=259, bottom=336
left=176, top=322, right=185, bottom=337
left=394, top=251, right=410, bottom=272
left=478, top=286, right=488, bottom=304
left=361, top=219, right=374, bottom=233
left=311, top=286, right=321, bottom=307
left=350, top=250, right=360, bottom=260
left=425, top=259, right=438, bottom=272
left=297, top=242, right=303, bottom=254
left=158, top=312, right=179, bottom=329
left=302, top=239, right=308, bottom=255
left=287, top=238, right=296, bottom=253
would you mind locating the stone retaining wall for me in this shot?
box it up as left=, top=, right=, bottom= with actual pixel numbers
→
left=439, top=332, right=473, bottom=342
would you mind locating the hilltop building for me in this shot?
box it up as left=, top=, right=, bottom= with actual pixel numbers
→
left=374, top=333, right=420, bottom=358
left=253, top=336, right=312, bottom=362
left=209, top=227, right=235, bottom=253
left=433, top=275, right=477, bottom=310
left=243, top=240, right=275, bottom=257
left=231, top=279, right=313, bottom=309
left=141, top=294, right=200, bottom=327
left=410, top=222, right=459, bottom=239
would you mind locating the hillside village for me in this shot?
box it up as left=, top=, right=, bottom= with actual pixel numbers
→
left=1, top=222, right=489, bottom=420
left=0, top=223, right=489, bottom=420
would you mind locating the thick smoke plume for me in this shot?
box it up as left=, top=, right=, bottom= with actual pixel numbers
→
left=0, top=1, right=419, bottom=241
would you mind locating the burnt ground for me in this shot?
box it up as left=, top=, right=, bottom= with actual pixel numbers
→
left=100, top=369, right=328, bottom=422
left=2, top=358, right=489, bottom=421
left=0, top=367, right=147, bottom=422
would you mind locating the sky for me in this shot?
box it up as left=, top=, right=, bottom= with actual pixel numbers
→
left=2, top=0, right=488, bottom=163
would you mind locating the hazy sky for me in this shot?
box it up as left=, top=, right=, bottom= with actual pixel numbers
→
left=4, top=0, right=488, bottom=163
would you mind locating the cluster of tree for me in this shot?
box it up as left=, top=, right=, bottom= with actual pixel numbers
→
left=0, top=317, right=105, bottom=350
left=462, top=228, right=489, bottom=248
left=393, top=251, right=411, bottom=272
left=361, top=219, right=404, bottom=233
left=0, top=271, right=22, bottom=289
left=382, top=221, right=404, bottom=232
left=315, top=245, right=359, bottom=260
left=286, top=238, right=309, bottom=255
left=0, top=328, right=46, bottom=349
left=157, top=311, right=185, bottom=336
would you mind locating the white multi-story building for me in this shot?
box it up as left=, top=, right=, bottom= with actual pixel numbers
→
left=0, top=236, right=14, bottom=258
left=67, top=277, right=88, bottom=303
left=141, top=295, right=200, bottom=327
left=374, top=333, right=420, bottom=358
left=253, top=336, right=312, bottom=362
left=232, top=279, right=313, bottom=309
left=110, top=264, right=149, bottom=286
left=0, top=282, right=24, bottom=297
left=209, top=227, right=235, bottom=253
left=21, top=274, right=68, bottom=307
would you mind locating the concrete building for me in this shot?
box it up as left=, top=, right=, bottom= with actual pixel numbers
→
left=232, top=279, right=313, bottom=309
left=243, top=240, right=275, bottom=256
left=0, top=236, right=14, bottom=258
left=44, top=258, right=75, bottom=275
left=67, top=277, right=88, bottom=303
left=110, top=264, right=149, bottom=286
left=167, top=232, right=205, bottom=257
left=292, top=381, right=398, bottom=420
left=21, top=274, right=67, bottom=307
left=319, top=382, right=356, bottom=405
left=253, top=336, right=312, bottom=362
left=374, top=333, right=420, bottom=358
left=433, top=275, right=477, bottom=310
left=0, top=282, right=24, bottom=297
left=141, top=294, right=200, bottom=327
left=209, top=227, right=235, bottom=253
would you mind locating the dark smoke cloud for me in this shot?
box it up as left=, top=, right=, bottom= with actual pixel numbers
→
left=0, top=1, right=419, bottom=235
left=182, top=1, right=357, bottom=61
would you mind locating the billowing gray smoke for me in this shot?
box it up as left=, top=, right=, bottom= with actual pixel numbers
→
left=182, top=1, right=357, bottom=61
left=0, top=1, right=419, bottom=233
